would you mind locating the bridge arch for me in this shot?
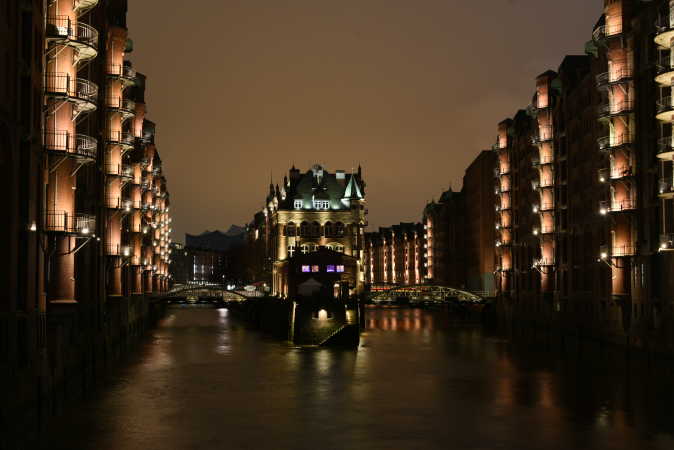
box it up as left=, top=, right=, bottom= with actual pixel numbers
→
left=369, top=285, right=483, bottom=304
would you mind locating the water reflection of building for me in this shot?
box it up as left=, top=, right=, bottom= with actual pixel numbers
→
left=366, top=308, right=434, bottom=332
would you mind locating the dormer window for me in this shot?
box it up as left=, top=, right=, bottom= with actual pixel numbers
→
left=294, top=200, right=303, bottom=209
left=313, top=200, right=330, bottom=210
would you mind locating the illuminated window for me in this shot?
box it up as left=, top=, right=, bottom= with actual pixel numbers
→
left=294, top=200, right=303, bottom=209
left=326, top=265, right=335, bottom=272
left=301, top=265, right=311, bottom=273
left=313, top=200, right=329, bottom=210
left=288, top=245, right=295, bottom=258
left=336, top=265, right=345, bottom=273
left=312, top=265, right=320, bottom=272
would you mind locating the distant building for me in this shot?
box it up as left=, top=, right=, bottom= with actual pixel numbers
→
left=462, top=150, right=497, bottom=296
left=248, top=164, right=368, bottom=296
left=170, top=227, right=247, bottom=285
left=364, top=223, right=425, bottom=288
left=422, top=189, right=464, bottom=287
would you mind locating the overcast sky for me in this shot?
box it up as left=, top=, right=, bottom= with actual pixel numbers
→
left=127, top=0, right=603, bottom=241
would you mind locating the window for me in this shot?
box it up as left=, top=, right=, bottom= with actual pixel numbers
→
left=335, top=245, right=344, bottom=254
left=294, top=200, right=303, bottom=209
left=301, top=265, right=311, bottom=273
left=326, top=265, right=336, bottom=272
left=335, top=222, right=345, bottom=236
left=336, top=265, right=345, bottom=273
left=286, top=223, right=296, bottom=236
left=301, top=245, right=309, bottom=255
left=311, top=265, right=320, bottom=273
left=288, top=245, right=295, bottom=258
left=311, top=222, right=321, bottom=237
left=300, top=222, right=309, bottom=237
left=313, top=200, right=329, bottom=209
left=324, top=222, right=334, bottom=236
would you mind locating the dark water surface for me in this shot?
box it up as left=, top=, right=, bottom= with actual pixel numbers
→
left=45, top=307, right=674, bottom=450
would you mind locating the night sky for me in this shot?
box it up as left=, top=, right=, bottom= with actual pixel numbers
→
left=127, top=0, right=602, bottom=241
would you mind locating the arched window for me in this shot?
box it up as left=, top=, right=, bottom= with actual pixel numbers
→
left=311, top=221, right=321, bottom=237
left=335, top=244, right=345, bottom=254
left=324, top=221, right=334, bottom=237
left=301, top=244, right=310, bottom=254
left=286, top=222, right=296, bottom=236
left=335, top=222, right=345, bottom=236
left=300, top=222, right=309, bottom=237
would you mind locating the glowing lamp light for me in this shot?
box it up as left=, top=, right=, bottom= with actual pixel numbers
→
left=660, top=243, right=667, bottom=250
left=599, top=176, right=606, bottom=183
left=599, top=207, right=608, bottom=215
left=29, top=221, right=37, bottom=232
left=81, top=226, right=90, bottom=235
left=533, top=205, right=539, bottom=213
left=600, top=252, right=608, bottom=260
left=533, top=228, right=539, bottom=236
left=122, top=246, right=130, bottom=257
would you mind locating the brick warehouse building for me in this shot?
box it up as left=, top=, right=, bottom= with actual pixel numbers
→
left=364, top=155, right=496, bottom=296
left=491, top=0, right=674, bottom=353
left=1, top=0, right=173, bottom=443
left=247, top=164, right=368, bottom=297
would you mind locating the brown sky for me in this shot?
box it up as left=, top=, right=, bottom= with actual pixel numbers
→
left=127, top=0, right=603, bottom=241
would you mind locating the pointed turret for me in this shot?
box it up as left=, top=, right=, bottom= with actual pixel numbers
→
left=343, top=174, right=363, bottom=200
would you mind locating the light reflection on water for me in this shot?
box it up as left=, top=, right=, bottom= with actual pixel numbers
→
left=45, top=308, right=674, bottom=450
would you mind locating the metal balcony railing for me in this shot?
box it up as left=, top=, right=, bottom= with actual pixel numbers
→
left=659, top=178, right=674, bottom=195
left=539, top=178, right=554, bottom=189
left=597, top=133, right=631, bottom=151
left=106, top=195, right=122, bottom=209
left=45, top=211, right=95, bottom=234
left=105, top=243, right=121, bottom=256
left=46, top=16, right=98, bottom=52
left=44, top=73, right=98, bottom=105
left=611, top=245, right=636, bottom=257
left=107, top=63, right=137, bottom=83
left=660, top=234, right=674, bottom=250
left=593, top=22, right=623, bottom=43
left=121, top=164, right=133, bottom=180
left=596, top=66, right=633, bottom=88
left=657, top=96, right=674, bottom=117
left=600, top=199, right=635, bottom=213
left=533, top=125, right=553, bottom=144
left=657, top=136, right=674, bottom=156
left=74, top=0, right=99, bottom=15
left=534, top=257, right=555, bottom=267
left=124, top=199, right=143, bottom=210
left=106, top=96, right=136, bottom=115
left=44, top=130, right=97, bottom=160
left=540, top=225, right=555, bottom=235
left=656, top=57, right=674, bottom=76
left=107, top=130, right=135, bottom=147
left=609, top=165, right=633, bottom=179
left=656, top=16, right=674, bottom=35
left=540, top=202, right=555, bottom=212
left=598, top=100, right=633, bottom=118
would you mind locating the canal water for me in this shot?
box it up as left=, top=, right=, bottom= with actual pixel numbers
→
left=44, top=307, right=674, bottom=450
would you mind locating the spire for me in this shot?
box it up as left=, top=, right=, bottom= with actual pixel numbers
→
left=343, top=174, right=363, bottom=200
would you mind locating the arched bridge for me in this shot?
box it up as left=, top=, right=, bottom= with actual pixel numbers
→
left=369, top=285, right=485, bottom=305
left=161, top=284, right=261, bottom=302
